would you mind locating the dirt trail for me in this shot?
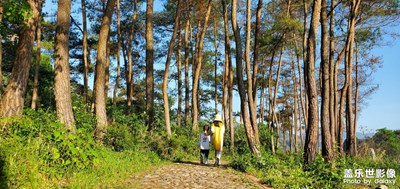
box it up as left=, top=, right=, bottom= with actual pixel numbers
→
left=128, top=160, right=272, bottom=189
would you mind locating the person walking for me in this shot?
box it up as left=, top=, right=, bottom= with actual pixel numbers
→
left=198, top=125, right=211, bottom=164
left=211, top=114, right=225, bottom=166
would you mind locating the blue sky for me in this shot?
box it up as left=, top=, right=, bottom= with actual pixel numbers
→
left=358, top=31, right=400, bottom=131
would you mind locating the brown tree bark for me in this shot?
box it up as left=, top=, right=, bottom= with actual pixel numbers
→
left=127, top=0, right=137, bottom=108
left=177, top=25, right=183, bottom=128
left=184, top=15, right=191, bottom=126
left=0, top=6, right=3, bottom=93
left=0, top=0, right=39, bottom=118
left=53, top=0, right=76, bottom=132
left=31, top=0, right=42, bottom=110
left=213, top=18, right=218, bottom=113
left=113, top=0, right=121, bottom=105
left=252, top=0, right=262, bottom=99
left=81, top=0, right=89, bottom=103
left=232, top=0, right=260, bottom=157
left=245, top=0, right=260, bottom=145
left=329, top=0, right=337, bottom=151
left=105, top=34, right=110, bottom=98
left=146, top=0, right=155, bottom=132
left=94, top=0, right=117, bottom=140
left=344, top=0, right=360, bottom=157
left=222, top=0, right=234, bottom=149
left=192, top=0, right=212, bottom=131
left=163, top=0, right=181, bottom=136
left=304, top=0, right=321, bottom=165
left=320, top=0, right=333, bottom=161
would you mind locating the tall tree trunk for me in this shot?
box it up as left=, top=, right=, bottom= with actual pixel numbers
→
left=82, top=0, right=89, bottom=104
left=0, top=6, right=3, bottom=93
left=127, top=0, right=137, bottom=108
left=0, top=0, right=39, bottom=118
left=302, top=0, right=309, bottom=125
left=163, top=0, right=181, bottom=136
left=146, top=0, right=155, bottom=132
left=222, top=0, right=234, bottom=149
left=31, top=0, right=42, bottom=110
left=320, top=0, right=333, bottom=161
left=213, top=18, right=218, bottom=113
left=252, top=0, right=262, bottom=99
left=267, top=51, right=276, bottom=154
left=192, top=0, right=212, bottom=130
left=177, top=25, right=182, bottom=128
left=232, top=0, right=260, bottom=157
left=354, top=41, right=359, bottom=153
left=53, top=0, right=76, bottom=132
left=184, top=15, right=191, bottom=126
left=304, top=0, right=321, bottom=166
left=113, top=0, right=121, bottom=105
left=94, top=0, right=116, bottom=140
left=344, top=0, right=360, bottom=157
left=329, top=0, right=337, bottom=151
left=105, top=34, right=110, bottom=98
left=245, top=0, right=260, bottom=145
left=291, top=52, right=299, bottom=153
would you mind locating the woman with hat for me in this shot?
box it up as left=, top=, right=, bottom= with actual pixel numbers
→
left=211, top=114, right=225, bottom=166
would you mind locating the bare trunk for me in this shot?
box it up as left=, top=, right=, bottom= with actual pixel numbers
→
left=304, top=0, right=321, bottom=165
left=163, top=0, right=181, bottom=136
left=252, top=0, right=262, bottom=99
left=31, top=1, right=42, bottom=110
left=232, top=0, right=260, bottom=157
left=127, top=0, right=137, bottom=107
left=113, top=0, right=121, bottom=105
left=245, top=0, right=259, bottom=145
left=192, top=0, right=212, bottom=130
left=344, top=0, right=360, bottom=157
left=0, top=0, right=39, bottom=118
left=184, top=16, right=191, bottom=126
left=82, top=0, right=89, bottom=104
left=291, top=51, right=299, bottom=153
left=177, top=25, right=183, bottom=128
left=146, top=0, right=155, bottom=132
left=329, top=0, right=337, bottom=151
left=53, top=0, right=76, bottom=132
left=267, top=51, right=276, bottom=154
left=0, top=6, right=3, bottom=93
left=213, top=18, right=218, bottom=113
left=320, top=0, right=333, bottom=161
left=94, top=0, right=116, bottom=140
left=105, top=35, right=110, bottom=98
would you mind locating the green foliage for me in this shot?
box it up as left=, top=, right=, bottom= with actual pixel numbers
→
left=0, top=0, right=33, bottom=36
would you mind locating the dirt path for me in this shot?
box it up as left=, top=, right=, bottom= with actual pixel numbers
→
left=127, top=160, right=272, bottom=189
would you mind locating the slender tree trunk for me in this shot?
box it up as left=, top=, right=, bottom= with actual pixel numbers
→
left=0, top=0, right=39, bottom=118
left=127, top=0, right=137, bottom=108
left=329, top=0, right=337, bottom=152
left=146, top=0, right=155, bottom=132
left=0, top=6, right=3, bottom=93
left=252, top=0, right=262, bottom=99
left=105, top=34, right=110, bottom=98
left=320, top=0, right=333, bottom=161
left=291, top=52, right=299, bottom=153
left=267, top=51, right=276, bottom=154
left=177, top=25, right=183, bottom=128
left=245, top=0, right=260, bottom=145
left=53, top=0, right=76, bottom=132
left=113, top=0, right=121, bottom=105
left=94, top=0, right=116, bottom=140
left=82, top=0, right=89, bottom=104
left=232, top=0, right=260, bottom=157
left=213, top=18, right=218, bottom=113
left=344, top=0, right=360, bottom=157
left=31, top=1, right=42, bottom=110
left=272, top=48, right=285, bottom=150
left=354, top=42, right=359, bottom=153
left=184, top=16, right=191, bottom=126
left=163, top=0, right=181, bottom=136
left=222, top=0, right=234, bottom=149
left=192, top=0, right=212, bottom=130
left=304, top=0, right=321, bottom=166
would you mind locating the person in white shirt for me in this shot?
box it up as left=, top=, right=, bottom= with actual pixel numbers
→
left=198, top=125, right=211, bottom=164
